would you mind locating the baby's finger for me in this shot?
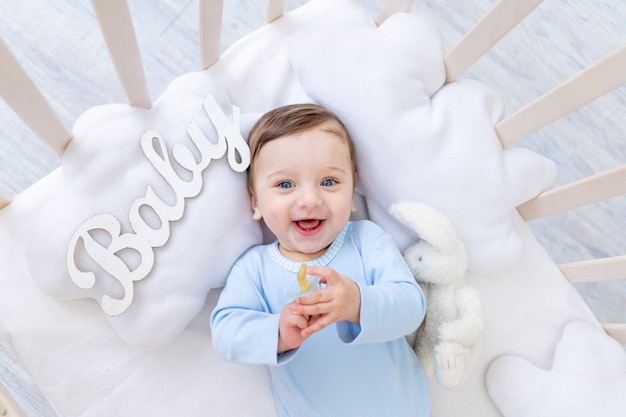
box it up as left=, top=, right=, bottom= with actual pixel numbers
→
left=292, top=298, right=329, bottom=317
left=306, top=265, right=341, bottom=286
left=295, top=288, right=327, bottom=306
left=284, top=305, right=309, bottom=328
left=301, top=315, right=331, bottom=338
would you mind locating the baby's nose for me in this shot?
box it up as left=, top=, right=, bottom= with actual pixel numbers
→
left=297, top=186, right=322, bottom=208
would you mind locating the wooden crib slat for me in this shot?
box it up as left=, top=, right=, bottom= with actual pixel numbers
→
left=265, top=0, right=287, bottom=23
left=602, top=323, right=626, bottom=344
left=0, top=194, right=11, bottom=210
left=0, top=381, right=26, bottom=417
left=444, top=0, right=543, bottom=83
left=518, top=164, right=626, bottom=220
left=199, top=0, right=224, bottom=70
left=91, top=0, right=151, bottom=108
left=375, top=0, right=416, bottom=26
left=0, top=39, right=71, bottom=157
left=496, top=44, right=626, bottom=147
left=559, top=255, right=626, bottom=283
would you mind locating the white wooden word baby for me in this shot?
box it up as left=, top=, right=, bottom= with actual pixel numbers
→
left=66, top=92, right=249, bottom=316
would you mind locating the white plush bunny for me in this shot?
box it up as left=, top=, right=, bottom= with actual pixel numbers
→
left=390, top=201, right=484, bottom=388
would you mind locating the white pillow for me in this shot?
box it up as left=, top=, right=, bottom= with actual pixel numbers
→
left=25, top=72, right=263, bottom=348
left=289, top=8, right=558, bottom=274
left=486, top=320, right=626, bottom=417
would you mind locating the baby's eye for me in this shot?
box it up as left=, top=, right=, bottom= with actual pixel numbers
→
left=278, top=181, right=294, bottom=189
left=321, top=178, right=337, bottom=187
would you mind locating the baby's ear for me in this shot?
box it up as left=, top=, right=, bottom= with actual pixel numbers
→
left=251, top=196, right=262, bottom=220
left=252, top=206, right=262, bottom=221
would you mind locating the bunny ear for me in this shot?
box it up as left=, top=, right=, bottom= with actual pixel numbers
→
left=389, top=201, right=424, bottom=230
left=389, top=201, right=464, bottom=255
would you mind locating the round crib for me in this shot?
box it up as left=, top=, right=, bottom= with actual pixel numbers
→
left=1, top=1, right=625, bottom=416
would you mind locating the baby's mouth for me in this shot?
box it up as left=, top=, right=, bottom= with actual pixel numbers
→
left=294, top=219, right=325, bottom=234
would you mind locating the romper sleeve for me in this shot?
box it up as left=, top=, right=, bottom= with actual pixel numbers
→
left=210, top=262, right=282, bottom=366
left=339, top=225, right=426, bottom=344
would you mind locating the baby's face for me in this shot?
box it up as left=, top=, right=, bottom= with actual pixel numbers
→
left=251, top=126, right=355, bottom=261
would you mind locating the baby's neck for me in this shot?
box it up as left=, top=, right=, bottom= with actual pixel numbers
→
left=277, top=243, right=330, bottom=262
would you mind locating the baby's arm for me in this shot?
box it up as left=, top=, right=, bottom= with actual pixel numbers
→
left=290, top=265, right=361, bottom=338
left=211, top=264, right=287, bottom=365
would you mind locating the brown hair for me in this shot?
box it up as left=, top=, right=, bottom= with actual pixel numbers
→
left=247, top=103, right=357, bottom=193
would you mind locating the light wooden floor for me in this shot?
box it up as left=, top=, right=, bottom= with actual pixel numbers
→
left=1, top=1, right=625, bottom=416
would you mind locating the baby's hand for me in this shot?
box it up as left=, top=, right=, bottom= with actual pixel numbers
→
left=291, top=265, right=361, bottom=338
left=278, top=302, right=310, bottom=353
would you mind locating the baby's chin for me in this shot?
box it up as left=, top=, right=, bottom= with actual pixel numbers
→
left=278, top=240, right=330, bottom=262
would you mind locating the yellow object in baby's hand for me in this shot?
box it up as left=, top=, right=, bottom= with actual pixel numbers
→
left=297, top=263, right=310, bottom=293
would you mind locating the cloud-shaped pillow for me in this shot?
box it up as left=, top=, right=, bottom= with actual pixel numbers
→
left=289, top=8, right=558, bottom=274
left=25, top=71, right=262, bottom=348
left=487, top=321, right=626, bottom=417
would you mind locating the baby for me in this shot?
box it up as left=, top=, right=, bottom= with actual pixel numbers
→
left=210, top=103, right=430, bottom=416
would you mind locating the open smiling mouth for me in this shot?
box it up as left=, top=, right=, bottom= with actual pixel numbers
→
left=294, top=219, right=325, bottom=235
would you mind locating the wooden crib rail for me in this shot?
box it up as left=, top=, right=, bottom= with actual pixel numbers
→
left=560, top=255, right=626, bottom=344
left=496, top=44, right=626, bottom=147
left=518, top=164, right=626, bottom=220
left=0, top=38, right=71, bottom=158
left=602, top=324, right=626, bottom=344
left=200, top=0, right=224, bottom=69
left=518, top=161, right=626, bottom=309
left=375, top=0, right=415, bottom=26
left=265, top=0, right=287, bottom=23
left=560, top=256, right=626, bottom=284
left=91, top=0, right=151, bottom=108
left=0, top=194, right=10, bottom=210
left=444, top=0, right=543, bottom=83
